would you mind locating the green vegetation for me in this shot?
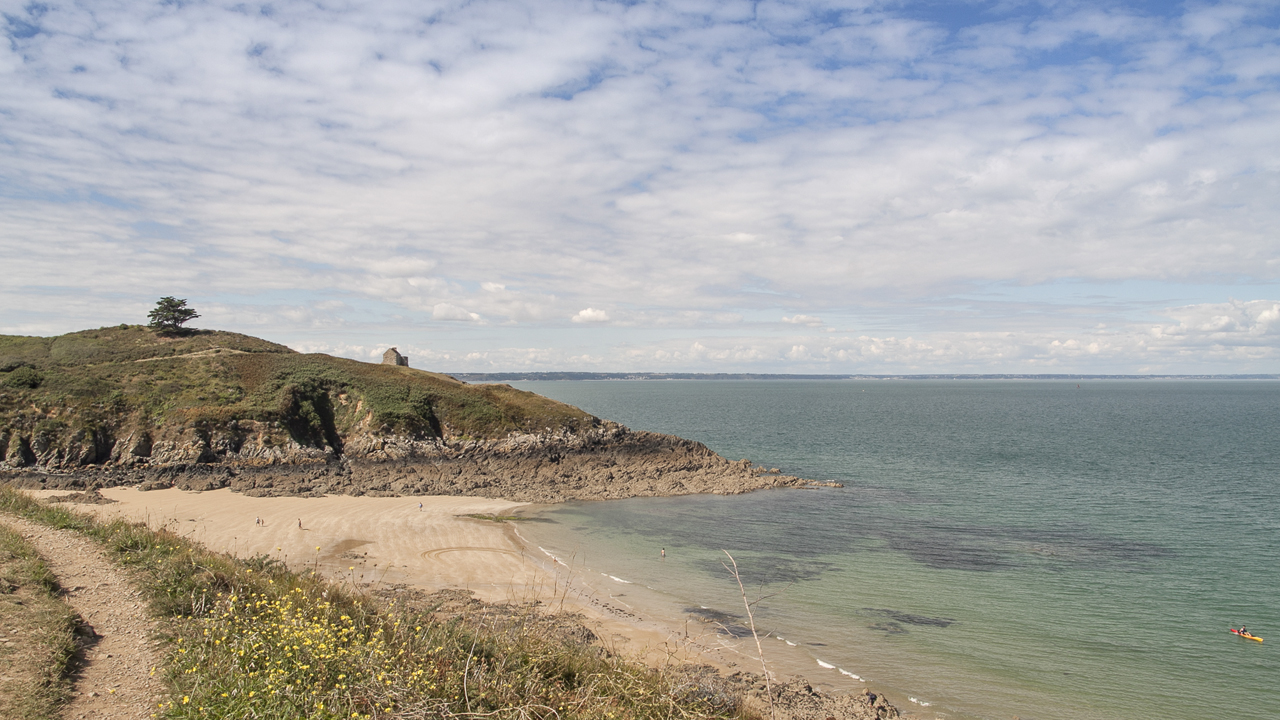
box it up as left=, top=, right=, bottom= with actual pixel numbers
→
left=147, top=297, right=201, bottom=334
left=0, top=519, right=79, bottom=719
left=0, top=326, right=595, bottom=464
left=1, top=365, right=42, bottom=389
left=0, top=487, right=747, bottom=719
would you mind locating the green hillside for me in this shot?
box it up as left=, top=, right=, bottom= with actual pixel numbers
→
left=0, top=326, right=594, bottom=464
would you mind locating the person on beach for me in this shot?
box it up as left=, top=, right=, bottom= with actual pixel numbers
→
left=298, top=518, right=302, bottom=529
left=419, top=502, right=423, bottom=511
left=661, top=548, right=665, bottom=558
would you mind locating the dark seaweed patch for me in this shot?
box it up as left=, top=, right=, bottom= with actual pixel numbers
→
left=867, top=621, right=907, bottom=634
left=1002, top=527, right=1173, bottom=566
left=878, top=522, right=1171, bottom=572
left=694, top=556, right=838, bottom=585
left=684, top=607, right=752, bottom=637
left=863, top=608, right=955, bottom=628
left=881, top=529, right=1014, bottom=571
left=685, top=606, right=740, bottom=624
left=548, top=481, right=1173, bottom=579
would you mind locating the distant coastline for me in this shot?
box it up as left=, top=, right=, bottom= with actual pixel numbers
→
left=454, top=371, right=1280, bottom=382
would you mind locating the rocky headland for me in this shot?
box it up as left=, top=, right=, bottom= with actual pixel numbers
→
left=0, top=326, right=821, bottom=502
left=3, top=423, right=814, bottom=502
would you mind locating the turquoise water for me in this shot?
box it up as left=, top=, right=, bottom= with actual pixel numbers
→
left=509, top=380, right=1280, bottom=720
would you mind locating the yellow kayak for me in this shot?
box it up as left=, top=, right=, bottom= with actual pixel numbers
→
left=1231, top=629, right=1263, bottom=642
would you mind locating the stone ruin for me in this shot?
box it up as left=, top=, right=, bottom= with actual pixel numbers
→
left=382, top=347, right=409, bottom=367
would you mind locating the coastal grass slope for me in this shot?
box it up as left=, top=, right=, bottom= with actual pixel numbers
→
left=0, top=325, right=595, bottom=469
left=0, top=487, right=749, bottom=720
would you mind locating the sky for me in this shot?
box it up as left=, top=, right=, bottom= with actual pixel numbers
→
left=2, top=0, right=1279, bottom=374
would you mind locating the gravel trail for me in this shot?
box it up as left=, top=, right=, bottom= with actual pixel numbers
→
left=0, top=515, right=165, bottom=719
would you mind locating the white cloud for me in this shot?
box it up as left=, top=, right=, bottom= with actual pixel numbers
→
left=1151, top=299, right=1280, bottom=339
left=783, top=315, right=823, bottom=326
left=1, top=1, right=1278, bottom=372
left=571, top=308, right=610, bottom=323
left=282, top=299, right=1277, bottom=373
left=432, top=303, right=481, bottom=322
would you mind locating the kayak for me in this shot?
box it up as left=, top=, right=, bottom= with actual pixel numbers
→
left=1230, top=629, right=1264, bottom=643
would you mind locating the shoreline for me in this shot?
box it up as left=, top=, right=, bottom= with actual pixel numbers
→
left=25, top=486, right=907, bottom=719
left=513, top=522, right=844, bottom=667
left=21, top=487, right=768, bottom=666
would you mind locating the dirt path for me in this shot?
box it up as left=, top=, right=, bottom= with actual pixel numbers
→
left=0, top=515, right=165, bottom=719
left=132, top=347, right=247, bottom=362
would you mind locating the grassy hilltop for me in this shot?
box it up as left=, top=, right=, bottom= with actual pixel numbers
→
left=0, top=325, right=594, bottom=469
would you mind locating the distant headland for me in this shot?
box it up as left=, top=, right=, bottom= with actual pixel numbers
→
left=453, top=371, right=1280, bottom=382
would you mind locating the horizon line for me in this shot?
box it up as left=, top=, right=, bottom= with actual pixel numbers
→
left=449, top=372, right=1280, bottom=381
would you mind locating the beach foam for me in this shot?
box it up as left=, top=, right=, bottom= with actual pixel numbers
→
left=538, top=547, right=569, bottom=567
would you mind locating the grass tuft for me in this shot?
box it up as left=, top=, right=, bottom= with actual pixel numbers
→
left=0, top=521, right=79, bottom=720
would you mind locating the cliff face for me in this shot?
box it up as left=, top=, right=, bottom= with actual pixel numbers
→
left=1, top=327, right=811, bottom=501
left=3, top=425, right=807, bottom=503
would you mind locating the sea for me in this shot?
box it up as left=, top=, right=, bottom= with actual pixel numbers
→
left=505, top=380, right=1279, bottom=720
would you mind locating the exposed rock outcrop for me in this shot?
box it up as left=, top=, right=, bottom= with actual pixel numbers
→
left=0, top=326, right=833, bottom=502
left=738, top=679, right=901, bottom=720
left=2, top=422, right=816, bottom=502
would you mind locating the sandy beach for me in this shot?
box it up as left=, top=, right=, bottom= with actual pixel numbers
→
left=27, top=487, right=756, bottom=672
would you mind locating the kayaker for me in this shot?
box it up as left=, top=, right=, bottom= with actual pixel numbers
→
left=1241, top=626, right=1249, bottom=637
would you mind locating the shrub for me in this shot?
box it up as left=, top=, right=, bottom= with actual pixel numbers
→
left=2, top=366, right=42, bottom=389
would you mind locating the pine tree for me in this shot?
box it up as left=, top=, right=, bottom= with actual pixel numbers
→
left=147, top=296, right=200, bottom=333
